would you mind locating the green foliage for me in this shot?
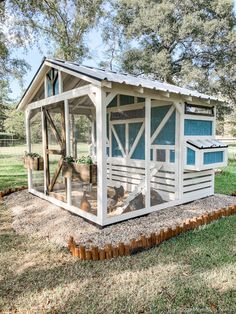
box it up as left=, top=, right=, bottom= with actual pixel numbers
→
left=24, top=151, right=41, bottom=158
left=230, top=127, right=236, bottom=137
left=110, top=0, right=236, bottom=106
left=77, top=155, right=93, bottom=164
left=74, top=115, right=91, bottom=142
left=8, top=0, right=104, bottom=61
left=4, top=109, right=25, bottom=140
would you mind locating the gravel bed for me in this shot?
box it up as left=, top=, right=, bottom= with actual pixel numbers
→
left=4, top=190, right=236, bottom=249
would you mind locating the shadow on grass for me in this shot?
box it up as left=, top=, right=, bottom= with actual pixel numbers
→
left=0, top=203, right=235, bottom=313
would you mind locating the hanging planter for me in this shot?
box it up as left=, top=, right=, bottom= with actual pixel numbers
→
left=23, top=152, right=44, bottom=171
left=62, top=156, right=97, bottom=184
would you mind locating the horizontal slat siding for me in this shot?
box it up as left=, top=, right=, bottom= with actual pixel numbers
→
left=183, top=169, right=213, bottom=194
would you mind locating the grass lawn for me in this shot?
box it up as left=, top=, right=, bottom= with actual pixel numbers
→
left=0, top=204, right=235, bottom=313
left=215, top=160, right=236, bottom=195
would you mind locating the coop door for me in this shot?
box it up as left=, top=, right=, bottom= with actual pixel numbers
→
left=43, top=103, right=67, bottom=201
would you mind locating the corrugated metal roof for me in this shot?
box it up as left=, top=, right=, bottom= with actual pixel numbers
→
left=187, top=139, right=228, bottom=149
left=47, top=58, right=220, bottom=101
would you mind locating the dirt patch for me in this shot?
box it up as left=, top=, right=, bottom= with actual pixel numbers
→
left=4, top=190, right=236, bottom=249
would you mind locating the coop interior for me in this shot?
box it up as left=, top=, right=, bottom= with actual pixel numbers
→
left=29, top=92, right=179, bottom=219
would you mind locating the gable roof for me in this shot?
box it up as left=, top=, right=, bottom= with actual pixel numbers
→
left=18, top=57, right=222, bottom=110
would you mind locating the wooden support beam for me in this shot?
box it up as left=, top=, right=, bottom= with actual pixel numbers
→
left=101, top=80, right=112, bottom=88
left=49, top=157, right=64, bottom=192
left=44, top=109, right=63, bottom=148
left=42, top=108, right=50, bottom=192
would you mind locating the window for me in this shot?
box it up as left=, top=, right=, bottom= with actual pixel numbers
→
left=46, top=68, right=59, bottom=97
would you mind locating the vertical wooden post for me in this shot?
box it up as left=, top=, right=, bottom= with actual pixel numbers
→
left=25, top=109, right=32, bottom=190
left=145, top=97, right=151, bottom=210
left=95, top=87, right=107, bottom=226
left=174, top=102, right=184, bottom=200
left=41, top=108, right=47, bottom=194
left=58, top=70, right=63, bottom=94
left=64, top=99, right=72, bottom=206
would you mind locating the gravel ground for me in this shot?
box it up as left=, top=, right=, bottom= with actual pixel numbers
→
left=4, top=190, right=236, bottom=249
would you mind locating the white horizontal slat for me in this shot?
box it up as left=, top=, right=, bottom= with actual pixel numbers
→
left=183, top=181, right=212, bottom=193
left=151, top=176, right=175, bottom=186
left=183, top=187, right=213, bottom=199
left=183, top=175, right=213, bottom=186
left=111, top=175, right=141, bottom=185
left=108, top=165, right=145, bottom=174
left=183, top=169, right=213, bottom=179
left=151, top=182, right=176, bottom=193
left=110, top=169, right=144, bottom=180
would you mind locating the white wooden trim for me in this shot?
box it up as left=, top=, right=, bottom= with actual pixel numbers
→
left=145, top=97, right=151, bottom=209
left=45, top=60, right=101, bottom=87
left=58, top=70, right=63, bottom=94
left=41, top=108, right=47, bottom=194
left=64, top=99, right=72, bottom=206
left=44, top=76, right=48, bottom=98
left=95, top=87, right=107, bottom=225
left=150, top=105, right=175, bottom=144
left=111, top=124, right=126, bottom=157
left=184, top=114, right=214, bottom=121
left=105, top=91, right=117, bottom=107
left=26, top=109, right=33, bottom=190
left=27, top=85, right=91, bottom=111
left=29, top=188, right=99, bottom=224
left=128, top=123, right=145, bottom=158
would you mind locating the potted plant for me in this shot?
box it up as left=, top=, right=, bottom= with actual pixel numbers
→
left=62, top=155, right=97, bottom=184
left=23, top=152, right=44, bottom=171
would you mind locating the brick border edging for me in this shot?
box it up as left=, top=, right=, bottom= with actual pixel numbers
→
left=68, top=205, right=236, bottom=261
left=0, top=186, right=28, bottom=199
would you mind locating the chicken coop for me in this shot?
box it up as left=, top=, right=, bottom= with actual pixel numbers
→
left=17, top=58, right=228, bottom=226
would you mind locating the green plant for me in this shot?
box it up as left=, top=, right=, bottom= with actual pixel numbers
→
left=77, top=155, right=93, bottom=165
left=24, top=151, right=41, bottom=158
left=63, top=156, right=75, bottom=164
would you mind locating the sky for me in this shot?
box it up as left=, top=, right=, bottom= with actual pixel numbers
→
left=9, top=27, right=104, bottom=100
left=9, top=0, right=236, bottom=101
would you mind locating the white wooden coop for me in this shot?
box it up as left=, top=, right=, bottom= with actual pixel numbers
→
left=17, top=58, right=228, bottom=226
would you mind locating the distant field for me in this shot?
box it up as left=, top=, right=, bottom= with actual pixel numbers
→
left=0, top=144, right=236, bottom=193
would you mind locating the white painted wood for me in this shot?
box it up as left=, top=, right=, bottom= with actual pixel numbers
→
left=183, top=175, right=213, bottom=186
left=176, top=101, right=185, bottom=200
left=150, top=105, right=175, bottom=144
left=25, top=109, right=33, bottom=190
left=44, top=76, right=48, bottom=98
left=111, top=125, right=126, bottom=157
left=128, top=123, right=145, bottom=158
left=27, top=85, right=91, bottom=111
left=41, top=108, right=47, bottom=194
left=29, top=188, right=100, bottom=224
left=183, top=169, right=213, bottom=178
left=58, top=70, right=63, bottom=93
left=45, top=60, right=101, bottom=87
left=183, top=181, right=212, bottom=193
left=64, top=99, right=72, bottom=206
left=145, top=97, right=151, bottom=209
left=95, top=87, right=107, bottom=225
left=184, top=114, right=214, bottom=121
left=105, top=91, right=117, bottom=107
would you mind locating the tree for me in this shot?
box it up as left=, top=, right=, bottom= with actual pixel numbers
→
left=4, top=108, right=25, bottom=139
left=0, top=0, right=30, bottom=129
left=110, top=0, right=236, bottom=104
left=8, top=0, right=104, bottom=61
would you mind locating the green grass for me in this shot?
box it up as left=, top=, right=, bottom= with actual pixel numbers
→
left=0, top=143, right=90, bottom=191
left=0, top=204, right=235, bottom=313
left=215, top=160, right=236, bottom=195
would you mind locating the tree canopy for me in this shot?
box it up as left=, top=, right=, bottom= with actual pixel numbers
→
left=109, top=0, right=236, bottom=103
left=8, top=0, right=104, bottom=61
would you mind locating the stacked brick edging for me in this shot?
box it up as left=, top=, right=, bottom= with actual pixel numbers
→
left=0, top=186, right=28, bottom=199
left=68, top=205, right=236, bottom=261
